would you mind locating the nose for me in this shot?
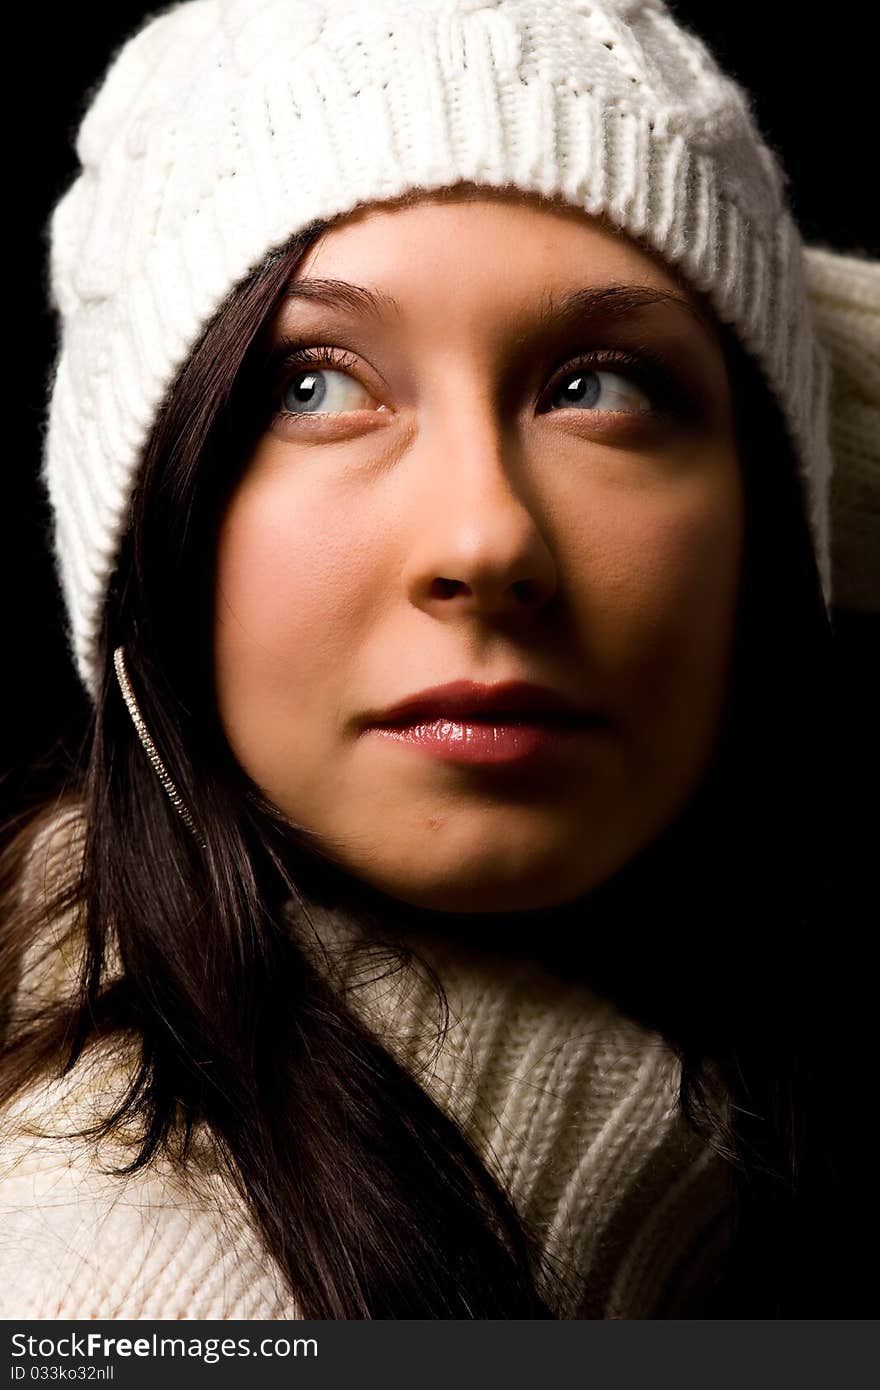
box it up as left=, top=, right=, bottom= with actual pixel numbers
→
left=400, top=405, right=559, bottom=622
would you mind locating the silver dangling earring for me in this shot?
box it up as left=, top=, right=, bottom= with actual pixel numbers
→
left=113, top=646, right=207, bottom=850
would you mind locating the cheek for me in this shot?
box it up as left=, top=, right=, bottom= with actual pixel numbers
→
left=213, top=470, right=371, bottom=727
left=570, top=464, right=744, bottom=713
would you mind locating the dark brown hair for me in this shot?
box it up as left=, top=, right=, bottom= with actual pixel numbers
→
left=1, top=209, right=865, bottom=1317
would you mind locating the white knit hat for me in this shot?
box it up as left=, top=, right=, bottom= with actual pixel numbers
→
left=44, top=0, right=845, bottom=700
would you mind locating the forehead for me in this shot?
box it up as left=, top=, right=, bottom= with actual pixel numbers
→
left=287, top=186, right=718, bottom=344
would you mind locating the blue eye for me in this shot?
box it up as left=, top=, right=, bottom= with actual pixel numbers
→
left=279, top=366, right=372, bottom=414
left=276, top=345, right=371, bottom=416
left=541, top=347, right=689, bottom=419
left=283, top=370, right=326, bottom=413
left=548, top=366, right=652, bottom=415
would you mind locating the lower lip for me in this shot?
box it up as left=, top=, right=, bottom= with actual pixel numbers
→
left=366, top=716, right=598, bottom=766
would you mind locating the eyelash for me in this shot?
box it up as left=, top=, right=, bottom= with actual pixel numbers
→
left=268, top=338, right=691, bottom=422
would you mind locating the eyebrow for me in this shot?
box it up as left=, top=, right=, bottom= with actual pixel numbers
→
left=280, top=277, right=716, bottom=341
left=282, top=277, right=402, bottom=320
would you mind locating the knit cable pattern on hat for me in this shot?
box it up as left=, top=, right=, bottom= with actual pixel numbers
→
left=44, top=0, right=837, bottom=699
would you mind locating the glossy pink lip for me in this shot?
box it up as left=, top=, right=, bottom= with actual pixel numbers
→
left=360, top=681, right=603, bottom=767
left=363, top=679, right=597, bottom=729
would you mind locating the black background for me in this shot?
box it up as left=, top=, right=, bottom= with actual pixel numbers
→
left=6, top=1, right=878, bottom=811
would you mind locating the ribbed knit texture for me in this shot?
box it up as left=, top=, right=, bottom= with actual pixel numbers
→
left=0, top=809, right=733, bottom=1319
left=803, top=246, right=879, bottom=614
left=42, top=0, right=847, bottom=700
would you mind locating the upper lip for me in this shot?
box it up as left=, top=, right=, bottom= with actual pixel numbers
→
left=363, top=680, right=599, bottom=728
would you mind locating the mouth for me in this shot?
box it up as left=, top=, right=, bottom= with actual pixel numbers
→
left=359, top=679, right=605, bottom=767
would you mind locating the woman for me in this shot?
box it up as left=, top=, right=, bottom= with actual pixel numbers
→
left=1, top=0, right=875, bottom=1319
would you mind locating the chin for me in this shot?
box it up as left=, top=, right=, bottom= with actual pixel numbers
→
left=357, top=857, right=608, bottom=917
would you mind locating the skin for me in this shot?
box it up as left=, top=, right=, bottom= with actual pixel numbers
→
left=214, top=187, right=744, bottom=914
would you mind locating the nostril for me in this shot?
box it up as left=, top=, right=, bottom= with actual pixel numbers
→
left=432, top=577, right=467, bottom=598
left=512, top=578, right=538, bottom=602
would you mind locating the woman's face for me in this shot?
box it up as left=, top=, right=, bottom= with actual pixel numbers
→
left=214, top=189, right=743, bottom=913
